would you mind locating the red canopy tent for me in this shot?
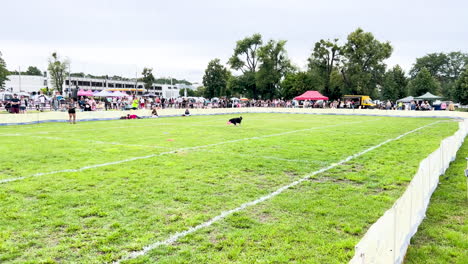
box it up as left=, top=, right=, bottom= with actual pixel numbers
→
left=294, top=90, right=329, bottom=101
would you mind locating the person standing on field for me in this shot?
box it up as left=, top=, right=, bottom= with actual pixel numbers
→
left=19, top=96, right=27, bottom=113
left=67, top=98, right=78, bottom=124
left=10, top=94, right=20, bottom=114
left=132, top=97, right=139, bottom=110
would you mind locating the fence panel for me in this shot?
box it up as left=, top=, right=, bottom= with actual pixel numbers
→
left=351, top=120, right=468, bottom=264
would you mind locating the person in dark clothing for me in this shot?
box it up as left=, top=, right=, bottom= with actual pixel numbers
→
left=67, top=98, right=78, bottom=124
left=10, top=94, right=20, bottom=114
left=151, top=107, right=159, bottom=118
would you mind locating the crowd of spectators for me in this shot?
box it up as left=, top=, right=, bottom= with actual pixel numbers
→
left=0, top=93, right=458, bottom=114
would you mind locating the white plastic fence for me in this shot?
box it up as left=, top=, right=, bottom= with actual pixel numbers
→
left=350, top=119, right=468, bottom=264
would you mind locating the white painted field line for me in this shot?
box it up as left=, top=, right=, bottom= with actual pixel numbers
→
left=112, top=121, right=440, bottom=264
left=0, top=119, right=302, bottom=136
left=0, top=121, right=366, bottom=184
left=0, top=123, right=178, bottom=136
left=202, top=149, right=329, bottom=166
left=6, top=134, right=172, bottom=150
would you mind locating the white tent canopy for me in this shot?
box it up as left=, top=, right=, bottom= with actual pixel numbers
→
left=111, top=91, right=128, bottom=97
left=414, top=92, right=443, bottom=100
left=396, top=96, right=414, bottom=103
left=93, top=90, right=114, bottom=97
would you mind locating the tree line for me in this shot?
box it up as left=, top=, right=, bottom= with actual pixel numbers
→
left=1, top=30, right=467, bottom=103
left=201, top=28, right=468, bottom=103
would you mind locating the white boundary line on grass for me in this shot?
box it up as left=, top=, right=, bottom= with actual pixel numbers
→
left=112, top=121, right=441, bottom=264
left=202, top=149, right=330, bottom=166
left=0, top=123, right=184, bottom=136
left=0, top=121, right=287, bottom=136
left=6, top=135, right=173, bottom=150
left=0, top=120, right=368, bottom=184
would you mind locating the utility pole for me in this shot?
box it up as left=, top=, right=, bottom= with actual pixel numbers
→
left=18, top=66, right=21, bottom=92
left=170, top=77, right=174, bottom=98
left=68, top=64, right=71, bottom=97
left=135, top=67, right=138, bottom=96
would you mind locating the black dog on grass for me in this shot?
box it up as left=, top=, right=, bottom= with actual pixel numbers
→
left=228, top=116, right=243, bottom=126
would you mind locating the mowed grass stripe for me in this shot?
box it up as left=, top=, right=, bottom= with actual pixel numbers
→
left=0, top=114, right=368, bottom=150
left=8, top=134, right=173, bottom=150
left=0, top=120, right=369, bottom=184
left=114, top=121, right=440, bottom=263
left=0, top=116, right=382, bottom=181
left=0, top=114, right=366, bottom=135
left=118, top=121, right=460, bottom=263
left=0, top=115, right=459, bottom=263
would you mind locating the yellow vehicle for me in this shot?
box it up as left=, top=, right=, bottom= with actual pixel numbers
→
left=343, top=95, right=376, bottom=109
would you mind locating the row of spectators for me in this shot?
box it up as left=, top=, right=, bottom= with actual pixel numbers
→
left=1, top=94, right=458, bottom=113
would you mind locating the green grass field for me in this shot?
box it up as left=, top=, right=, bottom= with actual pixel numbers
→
left=0, top=113, right=460, bottom=263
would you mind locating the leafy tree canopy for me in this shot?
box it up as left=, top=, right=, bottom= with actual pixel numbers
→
left=407, top=67, right=440, bottom=96
left=380, top=65, right=408, bottom=101
left=47, top=52, right=69, bottom=93
left=141, top=67, right=156, bottom=89
left=256, top=39, right=293, bottom=99
left=154, top=78, right=191, bottom=85
left=453, top=67, right=468, bottom=104
left=25, top=66, right=42, bottom=76
left=341, top=28, right=393, bottom=97
left=307, top=39, right=341, bottom=97
left=0, top=51, right=9, bottom=88
left=9, top=66, right=43, bottom=76
left=202, top=58, right=230, bottom=98
left=228, top=33, right=262, bottom=74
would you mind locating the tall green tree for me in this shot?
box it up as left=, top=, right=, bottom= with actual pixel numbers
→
left=445, top=51, right=468, bottom=80
left=407, top=67, right=440, bottom=96
left=47, top=52, right=69, bottom=94
left=409, top=53, right=449, bottom=80
left=453, top=67, right=468, bottom=104
left=328, top=69, right=346, bottom=100
left=380, top=65, right=408, bottom=100
left=194, top=86, right=206, bottom=97
left=154, top=78, right=191, bottom=85
left=25, top=66, right=42, bottom=76
left=0, top=51, right=9, bottom=88
left=227, top=72, right=256, bottom=98
left=307, top=39, right=341, bottom=97
left=279, top=72, right=308, bottom=100
left=10, top=66, right=42, bottom=76
left=228, top=33, right=262, bottom=98
left=409, top=52, right=468, bottom=99
left=202, top=58, right=230, bottom=98
left=279, top=71, right=322, bottom=100
left=179, top=88, right=196, bottom=97
left=341, top=28, right=393, bottom=97
left=141, top=67, right=156, bottom=90
left=256, top=39, right=293, bottom=99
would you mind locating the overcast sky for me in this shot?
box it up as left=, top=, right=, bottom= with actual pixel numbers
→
left=1, top=0, right=467, bottom=83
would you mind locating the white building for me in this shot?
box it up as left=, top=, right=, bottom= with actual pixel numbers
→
left=4, top=75, right=47, bottom=93
left=4, top=75, right=184, bottom=98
